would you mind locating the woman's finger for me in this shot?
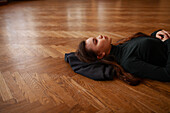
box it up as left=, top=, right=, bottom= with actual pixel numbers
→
left=156, top=34, right=163, bottom=40
left=162, top=30, right=170, bottom=38
left=156, top=31, right=164, bottom=39
left=158, top=30, right=169, bottom=39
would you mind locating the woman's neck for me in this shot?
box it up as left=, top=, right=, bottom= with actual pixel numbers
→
left=106, top=44, right=112, bottom=55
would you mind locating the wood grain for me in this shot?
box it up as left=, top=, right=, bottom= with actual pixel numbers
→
left=0, top=0, right=170, bottom=112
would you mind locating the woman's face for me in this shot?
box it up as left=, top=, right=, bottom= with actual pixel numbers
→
left=85, top=35, right=112, bottom=58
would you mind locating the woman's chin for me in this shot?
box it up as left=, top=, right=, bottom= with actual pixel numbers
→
left=109, top=37, right=112, bottom=43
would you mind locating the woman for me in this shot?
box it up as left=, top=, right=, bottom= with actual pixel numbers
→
left=65, top=30, right=170, bottom=86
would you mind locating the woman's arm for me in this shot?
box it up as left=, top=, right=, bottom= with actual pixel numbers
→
left=65, top=52, right=115, bottom=81
left=123, top=39, right=170, bottom=82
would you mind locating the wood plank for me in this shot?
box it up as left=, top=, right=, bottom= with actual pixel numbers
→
left=11, top=72, right=37, bottom=103
left=2, top=71, right=25, bottom=102
left=0, top=72, right=13, bottom=101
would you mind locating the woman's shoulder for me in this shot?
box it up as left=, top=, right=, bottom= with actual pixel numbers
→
left=120, top=36, right=165, bottom=53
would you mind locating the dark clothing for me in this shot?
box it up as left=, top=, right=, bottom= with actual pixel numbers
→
left=111, top=37, right=169, bottom=81
left=65, top=52, right=115, bottom=80
left=65, top=30, right=170, bottom=82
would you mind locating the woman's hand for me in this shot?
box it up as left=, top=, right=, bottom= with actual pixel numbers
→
left=156, top=30, right=170, bottom=42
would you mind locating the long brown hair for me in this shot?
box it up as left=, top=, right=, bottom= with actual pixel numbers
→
left=76, top=32, right=150, bottom=86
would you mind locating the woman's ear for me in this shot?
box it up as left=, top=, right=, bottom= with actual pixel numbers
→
left=97, top=52, right=105, bottom=59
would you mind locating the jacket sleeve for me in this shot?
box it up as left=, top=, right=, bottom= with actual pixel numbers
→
left=150, top=29, right=162, bottom=37
left=65, top=52, right=115, bottom=81
left=123, top=39, right=170, bottom=82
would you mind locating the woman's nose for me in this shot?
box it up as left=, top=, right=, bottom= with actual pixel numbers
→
left=97, top=35, right=103, bottom=39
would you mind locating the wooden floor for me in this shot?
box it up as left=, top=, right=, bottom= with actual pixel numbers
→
left=0, top=0, right=170, bottom=112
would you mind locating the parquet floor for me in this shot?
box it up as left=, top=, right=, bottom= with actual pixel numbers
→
left=0, top=0, right=170, bottom=113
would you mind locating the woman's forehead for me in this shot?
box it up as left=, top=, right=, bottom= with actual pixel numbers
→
left=85, top=38, right=94, bottom=50
left=86, top=37, right=93, bottom=44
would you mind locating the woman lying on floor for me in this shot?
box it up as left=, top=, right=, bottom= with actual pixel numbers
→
left=65, top=29, right=170, bottom=86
